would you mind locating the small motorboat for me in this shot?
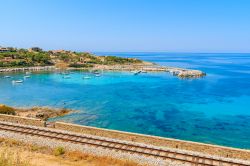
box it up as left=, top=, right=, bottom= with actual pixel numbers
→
left=93, top=70, right=100, bottom=74
left=61, top=72, right=70, bottom=75
left=133, top=71, right=141, bottom=75
left=4, top=76, right=11, bottom=78
left=25, top=71, right=31, bottom=75
left=141, top=70, right=147, bottom=73
left=12, top=80, right=23, bottom=83
left=83, top=76, right=91, bottom=79
left=24, top=75, right=31, bottom=78
left=95, top=74, right=101, bottom=77
left=63, top=76, right=71, bottom=79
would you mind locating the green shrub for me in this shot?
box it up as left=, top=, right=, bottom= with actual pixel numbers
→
left=0, top=105, right=16, bottom=115
left=103, top=56, right=142, bottom=65
left=53, top=147, right=65, bottom=156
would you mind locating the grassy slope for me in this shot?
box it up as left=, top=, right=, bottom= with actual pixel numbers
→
left=0, top=138, right=143, bottom=166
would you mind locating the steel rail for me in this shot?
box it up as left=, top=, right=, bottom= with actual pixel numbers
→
left=0, top=122, right=248, bottom=166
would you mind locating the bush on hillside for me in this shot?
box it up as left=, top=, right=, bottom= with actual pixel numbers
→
left=53, top=147, right=65, bottom=156
left=0, top=105, right=16, bottom=115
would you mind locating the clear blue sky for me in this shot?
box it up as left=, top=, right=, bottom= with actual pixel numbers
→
left=0, top=0, right=250, bottom=52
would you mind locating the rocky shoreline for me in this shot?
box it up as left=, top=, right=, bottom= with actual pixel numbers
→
left=75, top=63, right=206, bottom=78
left=0, top=66, right=55, bottom=73
left=0, top=64, right=206, bottom=78
left=0, top=104, right=72, bottom=121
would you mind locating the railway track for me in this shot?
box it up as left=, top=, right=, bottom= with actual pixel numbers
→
left=0, top=121, right=248, bottom=166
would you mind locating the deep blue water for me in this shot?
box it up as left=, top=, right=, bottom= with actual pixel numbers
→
left=0, top=53, right=250, bottom=149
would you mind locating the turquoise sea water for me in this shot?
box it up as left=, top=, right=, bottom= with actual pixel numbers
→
left=0, top=53, right=250, bottom=149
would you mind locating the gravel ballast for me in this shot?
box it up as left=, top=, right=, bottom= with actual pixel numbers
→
left=0, top=128, right=183, bottom=165
left=0, top=121, right=249, bottom=166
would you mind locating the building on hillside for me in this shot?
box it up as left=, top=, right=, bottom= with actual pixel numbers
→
left=0, top=47, right=10, bottom=52
left=28, top=47, right=43, bottom=52
left=51, top=50, right=67, bottom=54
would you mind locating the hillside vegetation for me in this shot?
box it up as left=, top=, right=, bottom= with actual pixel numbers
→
left=0, top=47, right=142, bottom=68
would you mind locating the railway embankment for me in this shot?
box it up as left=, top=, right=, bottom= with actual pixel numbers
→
left=0, top=115, right=249, bottom=165
left=54, top=122, right=250, bottom=161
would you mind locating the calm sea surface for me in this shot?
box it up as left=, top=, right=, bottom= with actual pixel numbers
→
left=0, top=53, right=250, bottom=149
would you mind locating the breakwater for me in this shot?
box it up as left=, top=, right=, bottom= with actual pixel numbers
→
left=0, top=64, right=205, bottom=78
left=166, top=67, right=206, bottom=78
left=0, top=115, right=249, bottom=161
left=91, top=64, right=206, bottom=78
left=0, top=66, right=55, bottom=73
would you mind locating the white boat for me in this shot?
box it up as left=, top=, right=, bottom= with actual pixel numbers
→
left=4, top=76, right=11, bottom=78
left=93, top=71, right=100, bottom=74
left=12, top=80, right=23, bottom=83
left=95, top=74, right=101, bottom=77
left=24, top=75, right=31, bottom=78
left=83, top=76, right=91, bottom=79
left=63, top=76, right=71, bottom=79
left=25, top=71, right=31, bottom=75
left=141, top=70, right=147, bottom=73
left=133, top=71, right=141, bottom=75
left=61, top=72, right=70, bottom=75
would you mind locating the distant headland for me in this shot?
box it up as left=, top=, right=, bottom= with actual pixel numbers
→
left=0, top=46, right=205, bottom=78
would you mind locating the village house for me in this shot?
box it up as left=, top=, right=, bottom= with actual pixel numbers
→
left=28, top=47, right=43, bottom=52
left=0, top=47, right=10, bottom=52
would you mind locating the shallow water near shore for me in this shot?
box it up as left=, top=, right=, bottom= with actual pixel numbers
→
left=0, top=53, right=250, bottom=149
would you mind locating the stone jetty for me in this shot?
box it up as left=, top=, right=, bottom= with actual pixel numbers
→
left=167, top=68, right=206, bottom=78
left=92, top=64, right=206, bottom=78
left=0, top=66, right=55, bottom=73
left=0, top=65, right=205, bottom=78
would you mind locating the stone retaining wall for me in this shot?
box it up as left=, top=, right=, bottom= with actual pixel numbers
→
left=0, top=114, right=45, bottom=127
left=55, top=122, right=250, bottom=161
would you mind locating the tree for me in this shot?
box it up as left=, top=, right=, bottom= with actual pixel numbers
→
left=30, top=47, right=43, bottom=52
left=18, top=49, right=28, bottom=53
left=59, top=54, right=70, bottom=62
